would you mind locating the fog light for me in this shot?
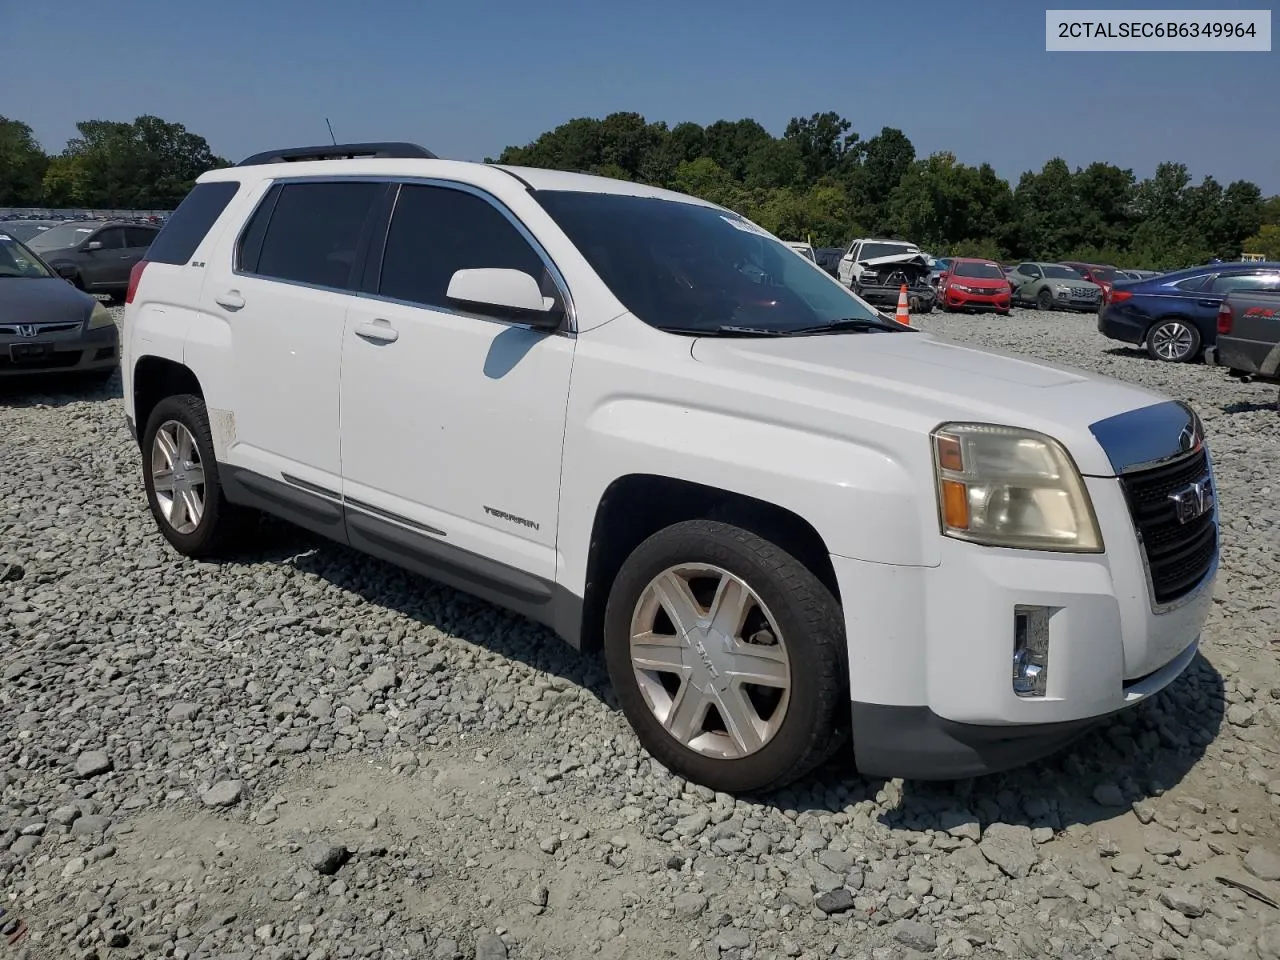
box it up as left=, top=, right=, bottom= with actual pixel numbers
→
left=1013, top=605, right=1051, bottom=697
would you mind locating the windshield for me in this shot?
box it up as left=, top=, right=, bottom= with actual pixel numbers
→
left=952, top=261, right=1005, bottom=279
left=1088, top=267, right=1119, bottom=282
left=533, top=191, right=884, bottom=334
left=0, top=235, right=55, bottom=278
left=858, top=242, right=917, bottom=261
left=0, top=222, right=56, bottom=242
left=1042, top=265, right=1085, bottom=280
left=26, top=222, right=99, bottom=252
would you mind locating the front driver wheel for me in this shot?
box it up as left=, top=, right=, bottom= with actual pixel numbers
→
left=1037, top=289, right=1055, bottom=311
left=603, top=519, right=847, bottom=794
left=1146, top=319, right=1201, bottom=362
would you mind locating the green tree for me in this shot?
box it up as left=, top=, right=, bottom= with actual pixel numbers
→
left=0, top=117, right=49, bottom=206
left=1240, top=223, right=1280, bottom=259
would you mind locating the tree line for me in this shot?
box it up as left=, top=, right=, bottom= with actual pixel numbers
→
left=3, top=111, right=1278, bottom=266
left=494, top=111, right=1280, bottom=268
left=0, top=115, right=227, bottom=211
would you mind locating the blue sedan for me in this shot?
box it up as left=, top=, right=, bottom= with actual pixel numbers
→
left=1097, top=261, right=1280, bottom=362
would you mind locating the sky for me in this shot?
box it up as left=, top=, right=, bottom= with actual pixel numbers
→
left=4, top=0, right=1277, bottom=193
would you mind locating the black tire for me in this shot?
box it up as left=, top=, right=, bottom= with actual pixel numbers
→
left=140, top=393, right=245, bottom=558
left=602, top=519, right=848, bottom=794
left=1037, top=288, right=1054, bottom=311
left=1145, top=318, right=1201, bottom=363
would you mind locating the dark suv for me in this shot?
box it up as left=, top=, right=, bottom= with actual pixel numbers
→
left=24, top=220, right=160, bottom=299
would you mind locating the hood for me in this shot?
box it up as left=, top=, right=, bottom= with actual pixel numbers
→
left=0, top=277, right=96, bottom=324
left=948, top=274, right=1010, bottom=289
left=690, top=329, right=1168, bottom=476
left=859, top=252, right=928, bottom=269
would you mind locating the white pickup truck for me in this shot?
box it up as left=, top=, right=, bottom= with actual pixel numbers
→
left=122, top=142, right=1217, bottom=793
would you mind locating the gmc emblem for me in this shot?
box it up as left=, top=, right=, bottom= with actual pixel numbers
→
left=1169, top=477, right=1214, bottom=525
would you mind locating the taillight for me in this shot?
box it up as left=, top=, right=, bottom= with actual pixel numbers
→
left=125, top=260, right=149, bottom=304
left=1217, top=302, right=1232, bottom=335
left=1108, top=289, right=1133, bottom=304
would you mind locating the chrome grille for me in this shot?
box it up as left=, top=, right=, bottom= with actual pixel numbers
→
left=1071, top=286, right=1099, bottom=299
left=1119, top=448, right=1216, bottom=606
left=0, top=322, right=82, bottom=335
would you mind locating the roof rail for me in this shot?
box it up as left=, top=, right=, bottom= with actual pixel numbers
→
left=236, top=142, right=437, bottom=167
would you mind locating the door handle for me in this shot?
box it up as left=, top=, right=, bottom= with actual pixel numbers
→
left=1197, top=299, right=1219, bottom=308
left=215, top=291, right=246, bottom=310
left=354, top=319, right=399, bottom=343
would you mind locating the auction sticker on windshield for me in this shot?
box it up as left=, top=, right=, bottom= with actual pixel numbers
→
left=721, top=215, right=773, bottom=238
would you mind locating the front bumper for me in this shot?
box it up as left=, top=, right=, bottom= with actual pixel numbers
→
left=0, top=322, right=119, bottom=377
left=858, top=283, right=935, bottom=308
left=832, top=471, right=1215, bottom=780
left=944, top=290, right=1010, bottom=312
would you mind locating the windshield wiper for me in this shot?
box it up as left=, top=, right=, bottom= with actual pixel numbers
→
left=786, top=318, right=905, bottom=335
left=662, top=325, right=793, bottom=337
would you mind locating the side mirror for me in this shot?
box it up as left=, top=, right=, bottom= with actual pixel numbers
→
left=446, top=268, right=563, bottom=330
left=85, top=241, right=103, bottom=251
left=54, top=264, right=78, bottom=279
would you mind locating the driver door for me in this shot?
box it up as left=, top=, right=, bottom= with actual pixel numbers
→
left=837, top=241, right=860, bottom=286
left=81, top=227, right=127, bottom=289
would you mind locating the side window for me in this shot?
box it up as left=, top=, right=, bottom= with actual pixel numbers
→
left=1212, top=271, right=1280, bottom=293
left=253, top=181, right=382, bottom=289
left=846, top=241, right=859, bottom=258
left=124, top=227, right=156, bottom=248
left=1025, top=264, right=1043, bottom=278
left=91, top=228, right=126, bottom=250
left=378, top=184, right=550, bottom=311
left=1172, top=274, right=1211, bottom=292
left=149, top=180, right=241, bottom=265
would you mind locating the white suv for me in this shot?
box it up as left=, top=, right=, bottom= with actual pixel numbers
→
left=122, top=142, right=1218, bottom=794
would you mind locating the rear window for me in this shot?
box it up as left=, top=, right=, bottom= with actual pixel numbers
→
left=146, top=181, right=241, bottom=265
left=247, top=181, right=382, bottom=289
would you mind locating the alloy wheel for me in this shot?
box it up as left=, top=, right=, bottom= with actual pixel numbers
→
left=1151, top=322, right=1195, bottom=361
left=150, top=420, right=206, bottom=534
left=628, top=563, right=790, bottom=759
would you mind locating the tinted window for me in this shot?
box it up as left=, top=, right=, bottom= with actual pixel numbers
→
left=253, top=181, right=381, bottom=289
left=952, top=261, right=1005, bottom=279
left=1041, top=265, right=1083, bottom=280
left=1212, top=271, right=1280, bottom=293
left=379, top=184, right=548, bottom=309
left=92, top=228, right=126, bottom=250
left=534, top=190, right=887, bottom=334
left=125, top=227, right=157, bottom=248
left=147, top=181, right=240, bottom=265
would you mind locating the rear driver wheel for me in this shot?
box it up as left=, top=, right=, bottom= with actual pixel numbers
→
left=603, top=519, right=847, bottom=794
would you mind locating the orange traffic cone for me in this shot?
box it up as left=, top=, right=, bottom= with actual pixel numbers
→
left=895, top=284, right=911, bottom=325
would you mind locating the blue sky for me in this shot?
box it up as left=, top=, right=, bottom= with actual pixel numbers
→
left=5, top=0, right=1277, bottom=193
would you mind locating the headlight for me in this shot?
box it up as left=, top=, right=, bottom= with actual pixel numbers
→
left=931, top=423, right=1103, bottom=552
left=87, top=302, right=114, bottom=329
left=952, top=284, right=973, bottom=293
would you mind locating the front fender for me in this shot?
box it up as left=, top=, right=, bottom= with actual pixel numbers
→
left=557, top=395, right=938, bottom=595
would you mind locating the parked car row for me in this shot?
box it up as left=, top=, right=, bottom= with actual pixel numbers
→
left=1098, top=260, right=1280, bottom=362
left=20, top=219, right=159, bottom=297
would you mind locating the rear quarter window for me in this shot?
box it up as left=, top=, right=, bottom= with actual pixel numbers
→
left=146, top=181, right=242, bottom=265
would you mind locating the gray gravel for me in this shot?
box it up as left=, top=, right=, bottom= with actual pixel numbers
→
left=1, top=305, right=1278, bottom=960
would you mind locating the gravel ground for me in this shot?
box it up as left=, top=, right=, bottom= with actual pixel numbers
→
left=1, top=305, right=1278, bottom=960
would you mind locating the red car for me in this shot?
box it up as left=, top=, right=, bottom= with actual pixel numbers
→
left=937, top=258, right=1012, bottom=314
left=1062, top=261, right=1123, bottom=301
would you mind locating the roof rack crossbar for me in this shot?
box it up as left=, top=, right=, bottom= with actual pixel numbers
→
left=236, top=142, right=437, bottom=167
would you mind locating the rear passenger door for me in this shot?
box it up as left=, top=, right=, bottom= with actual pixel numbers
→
left=339, top=181, right=575, bottom=607
left=204, top=178, right=390, bottom=527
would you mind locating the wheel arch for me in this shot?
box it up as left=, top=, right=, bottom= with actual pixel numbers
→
left=133, top=355, right=204, bottom=447
left=573, top=474, right=841, bottom=654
